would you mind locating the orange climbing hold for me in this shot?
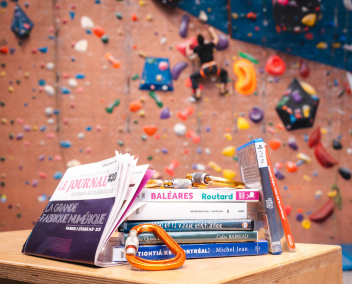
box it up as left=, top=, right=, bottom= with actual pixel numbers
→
left=268, top=139, right=282, bottom=150
left=177, top=106, right=194, bottom=121
left=131, top=13, right=138, bottom=21
left=92, top=26, right=105, bottom=38
left=105, top=52, right=121, bottom=69
left=129, top=100, right=142, bottom=112
left=286, top=161, right=298, bottom=173
left=233, top=59, right=257, bottom=95
left=265, top=55, right=286, bottom=76
left=143, top=125, right=157, bottom=136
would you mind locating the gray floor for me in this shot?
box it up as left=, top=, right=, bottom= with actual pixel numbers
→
left=344, top=271, right=352, bottom=284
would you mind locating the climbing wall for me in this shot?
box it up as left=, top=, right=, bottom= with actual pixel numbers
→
left=0, top=0, right=351, bottom=245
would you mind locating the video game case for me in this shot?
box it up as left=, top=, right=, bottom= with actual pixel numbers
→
left=119, top=230, right=258, bottom=245
left=127, top=202, right=247, bottom=221
left=106, top=240, right=268, bottom=262
left=118, top=219, right=254, bottom=232
left=264, top=144, right=296, bottom=251
left=237, top=138, right=283, bottom=255
left=134, top=188, right=259, bottom=202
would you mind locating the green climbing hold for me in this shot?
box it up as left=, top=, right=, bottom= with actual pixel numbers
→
left=238, top=52, right=258, bottom=64
left=254, top=92, right=258, bottom=96
left=16, top=80, right=20, bottom=84
left=116, top=12, right=122, bottom=19
left=149, top=91, right=163, bottom=108
left=101, top=35, right=109, bottom=44
left=106, top=99, right=120, bottom=113
left=141, top=134, right=147, bottom=141
left=131, top=74, right=139, bottom=81
left=0, top=102, right=4, bottom=106
left=17, top=213, right=21, bottom=218
left=134, top=120, right=138, bottom=124
left=32, top=96, right=36, bottom=99
left=0, top=157, right=5, bottom=162
left=117, top=140, right=124, bottom=146
left=1, top=63, right=5, bottom=68
left=233, top=156, right=238, bottom=161
left=9, top=134, right=13, bottom=139
left=147, top=155, right=153, bottom=160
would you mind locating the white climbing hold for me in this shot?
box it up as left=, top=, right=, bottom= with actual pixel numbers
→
left=195, top=163, right=206, bottom=171
left=68, top=78, right=78, bottom=88
left=173, top=123, right=187, bottom=136
left=67, top=159, right=81, bottom=168
left=74, top=39, right=88, bottom=52
left=205, top=148, right=211, bottom=155
left=77, top=132, right=85, bottom=139
left=45, top=107, right=54, bottom=116
left=44, top=85, right=55, bottom=96
left=47, top=118, right=55, bottom=124
left=81, top=16, right=94, bottom=29
left=198, top=10, right=208, bottom=22
left=160, top=37, right=167, bottom=45
left=46, top=62, right=55, bottom=70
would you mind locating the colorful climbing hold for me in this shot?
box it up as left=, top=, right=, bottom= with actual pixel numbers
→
left=148, top=91, right=163, bottom=108
left=233, top=59, right=257, bottom=95
left=143, top=125, right=157, bottom=136
left=92, top=26, right=105, bottom=37
left=237, top=117, right=250, bottom=130
left=223, top=169, right=236, bottom=179
left=238, top=52, right=258, bottom=64
left=177, top=106, right=194, bottom=121
left=185, top=129, right=200, bottom=143
left=222, top=146, right=235, bottom=157
left=286, top=161, right=298, bottom=173
left=265, top=55, right=286, bottom=76
left=308, top=127, right=321, bottom=148
left=209, top=161, right=222, bottom=172
left=248, top=106, right=264, bottom=123
left=301, top=219, right=311, bottom=229
left=314, top=142, right=337, bottom=168
left=129, top=100, right=142, bottom=112
left=106, top=99, right=120, bottom=113
left=268, top=139, right=281, bottom=150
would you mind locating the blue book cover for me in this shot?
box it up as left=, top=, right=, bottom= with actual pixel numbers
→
left=118, top=220, right=254, bottom=233
left=237, top=138, right=283, bottom=255
left=106, top=240, right=268, bottom=261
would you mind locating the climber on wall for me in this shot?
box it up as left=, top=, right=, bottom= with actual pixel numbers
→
left=186, top=26, right=228, bottom=101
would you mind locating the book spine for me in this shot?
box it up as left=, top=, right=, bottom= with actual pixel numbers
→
left=135, top=189, right=259, bottom=202
left=254, top=141, right=282, bottom=255
left=108, top=241, right=268, bottom=262
left=127, top=202, right=247, bottom=221
left=120, top=231, right=258, bottom=245
left=264, top=145, right=296, bottom=252
left=118, top=220, right=254, bottom=232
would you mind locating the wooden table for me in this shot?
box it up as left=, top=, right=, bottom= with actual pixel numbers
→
left=0, top=230, right=343, bottom=284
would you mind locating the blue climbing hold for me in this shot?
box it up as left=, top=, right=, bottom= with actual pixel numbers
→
left=1, top=1, right=8, bottom=8
left=60, top=141, right=72, bottom=148
left=11, top=4, right=34, bottom=38
left=86, top=30, right=92, bottom=34
left=54, top=109, right=60, bottom=115
left=161, top=148, right=168, bottom=154
left=40, top=125, right=46, bottom=131
left=61, top=87, right=71, bottom=94
left=76, top=73, right=85, bottom=79
left=69, top=11, right=75, bottom=20
left=38, top=46, right=48, bottom=53
left=38, top=79, right=46, bottom=86
left=86, top=126, right=92, bottom=131
left=53, top=171, right=63, bottom=179
left=196, top=147, right=202, bottom=154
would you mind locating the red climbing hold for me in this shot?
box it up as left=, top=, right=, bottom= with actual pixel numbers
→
left=131, top=13, right=138, bottom=21
left=143, top=125, right=157, bottom=136
left=299, top=60, right=310, bottom=78
left=314, top=142, right=338, bottom=168
left=176, top=36, right=198, bottom=56
left=129, top=100, right=142, bottom=112
left=284, top=205, right=292, bottom=216
left=93, top=26, right=105, bottom=38
left=265, top=55, right=286, bottom=76
left=308, top=127, right=321, bottom=148
left=177, top=106, right=194, bottom=121
left=184, top=77, right=203, bottom=90
left=0, top=46, right=8, bottom=54
left=268, top=139, right=282, bottom=150
left=186, top=129, right=200, bottom=143
left=309, top=199, right=333, bottom=223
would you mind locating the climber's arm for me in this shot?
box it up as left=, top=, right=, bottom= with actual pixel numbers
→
left=185, top=42, right=194, bottom=56
left=209, top=27, right=219, bottom=45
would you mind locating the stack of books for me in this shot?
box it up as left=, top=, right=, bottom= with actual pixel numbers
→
left=106, top=187, right=269, bottom=262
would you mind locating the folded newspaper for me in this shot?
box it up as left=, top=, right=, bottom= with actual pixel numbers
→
left=22, top=152, right=154, bottom=267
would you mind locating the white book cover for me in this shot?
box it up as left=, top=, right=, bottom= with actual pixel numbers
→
left=127, top=202, right=247, bottom=220
left=135, top=188, right=259, bottom=202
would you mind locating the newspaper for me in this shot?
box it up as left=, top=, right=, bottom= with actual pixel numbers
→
left=22, top=152, right=154, bottom=267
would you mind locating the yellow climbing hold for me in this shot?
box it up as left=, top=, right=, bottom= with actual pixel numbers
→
left=327, top=190, right=337, bottom=198
left=32, top=126, right=38, bottom=131
left=332, top=42, right=341, bottom=49
left=316, top=42, right=328, bottom=49
left=299, top=81, right=316, bottom=95
left=138, top=110, right=146, bottom=117
left=301, top=13, right=316, bottom=27
left=237, top=117, right=250, bottom=130
left=24, top=72, right=29, bottom=78
left=209, top=161, right=222, bottom=172
left=302, top=219, right=311, bottom=230
left=8, top=86, right=14, bottom=93
left=138, top=0, right=146, bottom=6
left=232, top=13, right=238, bottom=20
left=223, top=169, right=236, bottom=179
left=303, top=174, right=311, bottom=182
left=0, top=71, right=5, bottom=77
left=224, top=133, right=232, bottom=141
left=320, top=128, right=327, bottom=134
left=297, top=153, right=311, bottom=163
left=222, top=146, right=235, bottom=157
left=146, top=14, right=153, bottom=21
left=1, top=118, right=7, bottom=124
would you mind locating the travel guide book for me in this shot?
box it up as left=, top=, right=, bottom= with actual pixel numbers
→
left=22, top=152, right=155, bottom=267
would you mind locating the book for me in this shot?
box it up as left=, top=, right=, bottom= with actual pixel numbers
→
left=105, top=239, right=268, bottom=261
left=118, top=219, right=254, bottom=232
left=22, top=153, right=155, bottom=267
left=134, top=188, right=259, bottom=202
left=264, top=144, right=296, bottom=252
left=119, top=230, right=258, bottom=245
left=127, top=202, right=248, bottom=220
left=237, top=138, right=283, bottom=255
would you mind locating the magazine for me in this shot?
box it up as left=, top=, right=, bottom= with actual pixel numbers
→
left=22, top=152, right=154, bottom=267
